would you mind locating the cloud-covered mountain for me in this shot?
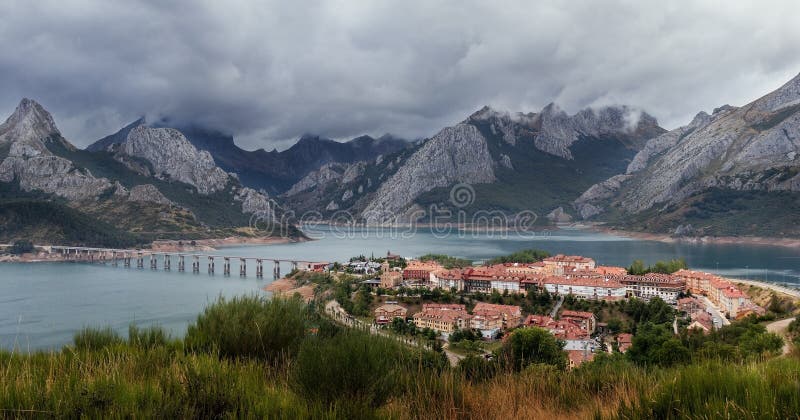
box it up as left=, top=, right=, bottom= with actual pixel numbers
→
left=89, top=122, right=409, bottom=195
left=281, top=103, right=664, bottom=223
left=0, top=99, right=290, bottom=246
left=575, top=73, right=800, bottom=237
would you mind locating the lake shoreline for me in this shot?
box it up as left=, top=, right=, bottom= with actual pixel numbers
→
left=585, top=225, right=800, bottom=248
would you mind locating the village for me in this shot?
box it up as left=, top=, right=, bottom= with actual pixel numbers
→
left=273, top=250, right=779, bottom=369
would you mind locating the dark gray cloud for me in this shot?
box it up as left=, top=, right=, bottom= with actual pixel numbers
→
left=2, top=0, right=800, bottom=150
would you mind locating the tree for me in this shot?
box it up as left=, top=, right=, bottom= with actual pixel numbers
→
left=486, top=249, right=550, bottom=265
left=607, top=318, right=623, bottom=334
left=627, top=322, right=690, bottom=367
left=628, top=260, right=647, bottom=275
left=9, top=239, right=34, bottom=255
left=500, top=327, right=567, bottom=371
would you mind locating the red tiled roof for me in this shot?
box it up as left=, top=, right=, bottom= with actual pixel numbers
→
left=560, top=310, right=595, bottom=319
left=473, top=302, right=522, bottom=317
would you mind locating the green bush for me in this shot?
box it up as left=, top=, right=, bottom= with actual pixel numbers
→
left=499, top=327, right=567, bottom=371
left=185, top=295, right=307, bottom=361
left=73, top=327, right=124, bottom=351
left=9, top=239, right=34, bottom=255
left=291, top=331, right=408, bottom=409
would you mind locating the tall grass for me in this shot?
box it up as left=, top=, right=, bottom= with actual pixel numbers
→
left=1, top=296, right=799, bottom=418
left=185, top=294, right=307, bottom=362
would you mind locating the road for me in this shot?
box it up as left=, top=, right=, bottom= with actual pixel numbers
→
left=550, top=295, right=565, bottom=318
left=697, top=295, right=731, bottom=327
left=766, top=317, right=796, bottom=356
left=323, top=300, right=465, bottom=366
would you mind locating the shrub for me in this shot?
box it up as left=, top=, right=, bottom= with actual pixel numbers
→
left=291, top=331, right=408, bottom=409
left=73, top=327, right=124, bottom=350
left=185, top=295, right=307, bottom=361
left=9, top=239, right=34, bottom=255
left=499, top=327, right=567, bottom=371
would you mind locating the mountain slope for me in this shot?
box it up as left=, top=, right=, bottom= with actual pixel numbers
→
left=575, top=73, right=800, bottom=237
left=0, top=99, right=291, bottom=245
left=283, top=104, right=664, bottom=223
left=88, top=124, right=409, bottom=195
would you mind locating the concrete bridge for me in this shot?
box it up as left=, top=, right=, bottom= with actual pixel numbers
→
left=46, top=245, right=328, bottom=279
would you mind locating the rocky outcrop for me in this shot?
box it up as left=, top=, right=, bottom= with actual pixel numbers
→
left=0, top=99, right=111, bottom=200
left=0, top=154, right=111, bottom=200
left=361, top=123, right=496, bottom=221
left=0, top=98, right=60, bottom=153
left=118, top=126, right=230, bottom=194
left=546, top=207, right=573, bottom=223
left=235, top=187, right=272, bottom=214
left=127, top=184, right=173, bottom=205
left=285, top=163, right=347, bottom=196
left=468, top=104, right=662, bottom=160
left=573, top=174, right=631, bottom=219
left=626, top=111, right=713, bottom=174
left=575, top=72, right=800, bottom=220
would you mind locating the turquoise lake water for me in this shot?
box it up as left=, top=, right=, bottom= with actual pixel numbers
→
left=1, top=225, right=798, bottom=350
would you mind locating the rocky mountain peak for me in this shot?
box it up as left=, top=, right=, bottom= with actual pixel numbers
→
left=752, top=72, right=800, bottom=112
left=120, top=125, right=230, bottom=194
left=0, top=98, right=61, bottom=148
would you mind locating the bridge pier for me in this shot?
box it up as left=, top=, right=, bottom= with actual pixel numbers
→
left=208, top=256, right=215, bottom=274
left=164, top=254, right=171, bottom=270
left=124, top=253, right=131, bottom=268
left=223, top=257, right=231, bottom=276
left=150, top=254, right=157, bottom=270
left=178, top=255, right=185, bottom=272
left=137, top=253, right=144, bottom=269
left=193, top=255, right=200, bottom=273
left=273, top=260, right=280, bottom=279
left=239, top=258, right=246, bottom=276
left=111, top=251, right=117, bottom=267
left=256, top=259, right=263, bottom=278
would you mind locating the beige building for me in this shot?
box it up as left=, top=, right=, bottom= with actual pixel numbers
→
left=374, top=303, right=408, bottom=325
left=412, top=304, right=472, bottom=333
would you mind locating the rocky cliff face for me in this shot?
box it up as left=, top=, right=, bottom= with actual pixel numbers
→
left=0, top=99, right=278, bottom=243
left=118, top=125, right=230, bottom=194
left=285, top=162, right=349, bottom=196
left=283, top=102, right=663, bottom=223
left=575, top=73, right=800, bottom=229
left=361, top=123, right=496, bottom=221
left=0, top=99, right=111, bottom=200
left=467, top=104, right=663, bottom=159
left=90, top=123, right=409, bottom=194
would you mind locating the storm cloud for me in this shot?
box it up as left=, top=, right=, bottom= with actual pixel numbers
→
left=2, top=0, right=800, bottom=149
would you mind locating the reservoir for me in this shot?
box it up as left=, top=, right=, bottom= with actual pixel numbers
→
left=1, top=225, right=798, bottom=351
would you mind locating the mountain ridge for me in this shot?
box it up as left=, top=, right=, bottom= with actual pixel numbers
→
left=575, top=72, right=800, bottom=237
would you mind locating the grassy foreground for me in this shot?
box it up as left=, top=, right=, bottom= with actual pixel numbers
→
left=1, top=296, right=799, bottom=419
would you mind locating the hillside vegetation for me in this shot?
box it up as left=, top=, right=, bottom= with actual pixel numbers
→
left=1, top=296, right=797, bottom=419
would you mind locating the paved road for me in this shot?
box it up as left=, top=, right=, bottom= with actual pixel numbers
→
left=550, top=295, right=565, bottom=318
left=766, top=317, right=796, bottom=355
left=697, top=295, right=731, bottom=327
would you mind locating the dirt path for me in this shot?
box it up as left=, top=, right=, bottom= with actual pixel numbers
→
left=766, top=317, right=795, bottom=355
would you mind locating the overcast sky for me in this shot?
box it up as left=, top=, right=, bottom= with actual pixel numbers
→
left=2, top=0, right=800, bottom=150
